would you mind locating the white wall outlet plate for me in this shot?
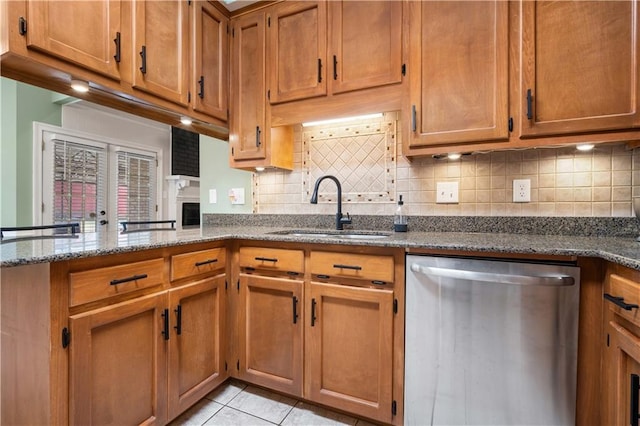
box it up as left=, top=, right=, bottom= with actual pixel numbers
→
left=436, top=181, right=459, bottom=204
left=513, top=179, right=531, bottom=203
left=229, top=188, right=245, bottom=205
left=209, top=189, right=217, bottom=204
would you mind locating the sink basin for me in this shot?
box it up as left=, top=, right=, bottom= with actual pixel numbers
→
left=336, top=234, right=389, bottom=240
left=268, top=230, right=390, bottom=240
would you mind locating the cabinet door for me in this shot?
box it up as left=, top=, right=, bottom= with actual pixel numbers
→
left=69, top=292, right=168, bottom=425
left=607, top=321, right=640, bottom=426
left=238, top=274, right=303, bottom=396
left=521, top=1, right=640, bottom=136
left=267, top=1, right=327, bottom=103
left=307, top=282, right=394, bottom=423
left=167, top=275, right=226, bottom=419
left=26, top=0, right=122, bottom=79
left=407, top=1, right=509, bottom=147
left=132, top=0, right=189, bottom=106
left=192, top=1, right=228, bottom=121
left=230, top=11, right=267, bottom=161
left=328, top=1, right=402, bottom=94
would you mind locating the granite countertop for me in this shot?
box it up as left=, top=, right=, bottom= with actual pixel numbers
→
left=2, top=223, right=640, bottom=271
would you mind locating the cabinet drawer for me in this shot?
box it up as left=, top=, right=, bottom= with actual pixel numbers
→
left=70, top=258, right=165, bottom=307
left=171, top=248, right=226, bottom=281
left=310, top=251, right=394, bottom=284
left=239, top=247, right=304, bottom=274
left=607, top=273, right=640, bottom=325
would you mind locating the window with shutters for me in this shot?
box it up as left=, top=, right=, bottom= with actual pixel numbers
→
left=36, top=123, right=160, bottom=232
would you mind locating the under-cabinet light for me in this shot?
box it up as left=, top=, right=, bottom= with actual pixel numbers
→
left=576, top=143, right=595, bottom=151
left=255, top=167, right=265, bottom=172
left=180, top=116, right=193, bottom=125
left=70, top=79, right=89, bottom=93
left=447, top=153, right=462, bottom=160
left=302, top=113, right=383, bottom=127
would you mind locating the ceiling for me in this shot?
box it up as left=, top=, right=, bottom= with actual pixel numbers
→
left=219, top=0, right=261, bottom=12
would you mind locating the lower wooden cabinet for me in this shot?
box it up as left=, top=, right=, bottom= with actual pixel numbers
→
left=602, top=268, right=640, bottom=426
left=167, top=275, right=226, bottom=420
left=237, top=274, right=303, bottom=396
left=235, top=244, right=403, bottom=424
left=306, top=281, right=394, bottom=424
left=69, top=292, right=169, bottom=425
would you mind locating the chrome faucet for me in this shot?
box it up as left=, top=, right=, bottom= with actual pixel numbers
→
left=310, top=175, right=352, bottom=230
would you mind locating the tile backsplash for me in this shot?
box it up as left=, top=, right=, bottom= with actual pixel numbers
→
left=253, top=113, right=639, bottom=218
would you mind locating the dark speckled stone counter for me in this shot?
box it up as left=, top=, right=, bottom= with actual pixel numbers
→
left=3, top=218, right=640, bottom=271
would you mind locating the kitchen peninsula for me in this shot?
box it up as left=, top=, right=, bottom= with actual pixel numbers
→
left=2, top=214, right=640, bottom=425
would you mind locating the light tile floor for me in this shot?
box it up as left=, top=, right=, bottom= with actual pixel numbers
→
left=170, top=379, right=378, bottom=426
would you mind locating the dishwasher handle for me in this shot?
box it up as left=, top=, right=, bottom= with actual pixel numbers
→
left=410, top=263, right=575, bottom=287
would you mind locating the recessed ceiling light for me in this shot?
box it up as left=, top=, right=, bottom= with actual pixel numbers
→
left=180, top=116, right=193, bottom=125
left=70, top=79, right=89, bottom=93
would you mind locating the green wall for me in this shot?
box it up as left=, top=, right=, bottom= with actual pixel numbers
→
left=1, top=78, right=62, bottom=226
left=199, top=134, right=253, bottom=214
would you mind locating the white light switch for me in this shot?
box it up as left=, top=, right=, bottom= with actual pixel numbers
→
left=209, top=189, right=217, bottom=204
left=229, top=188, right=245, bottom=205
left=436, top=182, right=459, bottom=204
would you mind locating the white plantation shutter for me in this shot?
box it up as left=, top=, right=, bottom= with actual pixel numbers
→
left=51, top=138, right=107, bottom=233
left=116, top=150, right=157, bottom=223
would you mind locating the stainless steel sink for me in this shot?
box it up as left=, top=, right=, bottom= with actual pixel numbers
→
left=268, top=230, right=390, bottom=239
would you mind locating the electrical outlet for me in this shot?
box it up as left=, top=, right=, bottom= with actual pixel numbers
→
left=513, top=179, right=531, bottom=203
left=436, top=181, right=459, bottom=204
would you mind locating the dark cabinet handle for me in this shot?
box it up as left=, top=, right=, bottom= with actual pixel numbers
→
left=293, top=296, right=299, bottom=324
left=411, top=105, right=417, bottom=132
left=317, top=58, right=322, bottom=83
left=256, top=126, right=261, bottom=147
left=604, top=293, right=639, bottom=311
left=526, top=88, right=533, bottom=120
left=198, top=76, right=205, bottom=99
left=255, top=257, right=277, bottom=263
left=333, top=264, right=362, bottom=271
left=99, top=219, right=109, bottom=226
left=110, top=273, right=148, bottom=286
left=174, top=305, right=182, bottom=335
left=311, top=298, right=317, bottom=326
left=195, top=259, right=218, bottom=267
left=113, top=32, right=121, bottom=63
left=333, top=55, right=338, bottom=80
left=161, top=309, right=169, bottom=340
left=139, top=45, right=147, bottom=74
left=632, top=374, right=640, bottom=426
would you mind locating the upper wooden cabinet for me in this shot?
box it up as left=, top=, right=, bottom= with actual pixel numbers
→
left=132, top=0, right=190, bottom=106
left=191, top=1, right=228, bottom=122
left=267, top=1, right=327, bottom=104
left=266, top=1, right=403, bottom=105
left=521, top=1, right=640, bottom=137
left=230, top=11, right=267, bottom=162
left=328, top=1, right=402, bottom=94
left=229, top=10, right=293, bottom=170
left=405, top=0, right=509, bottom=150
left=23, top=0, right=123, bottom=80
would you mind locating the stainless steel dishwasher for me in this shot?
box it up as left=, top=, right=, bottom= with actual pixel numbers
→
left=404, top=255, right=580, bottom=426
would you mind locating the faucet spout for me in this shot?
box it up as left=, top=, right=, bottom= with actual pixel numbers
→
left=310, top=175, right=352, bottom=230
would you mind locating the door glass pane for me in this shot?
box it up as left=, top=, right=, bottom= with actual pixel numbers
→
left=116, top=151, right=156, bottom=225
left=52, top=139, right=107, bottom=233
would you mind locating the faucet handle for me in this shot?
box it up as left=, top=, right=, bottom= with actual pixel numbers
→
left=340, top=213, right=352, bottom=225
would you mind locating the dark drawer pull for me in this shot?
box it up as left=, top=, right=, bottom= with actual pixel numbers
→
left=311, top=298, right=317, bottom=327
left=604, top=293, right=639, bottom=311
left=110, top=274, right=148, bottom=286
left=195, top=259, right=218, bottom=267
left=333, top=264, right=362, bottom=271
left=255, top=257, right=278, bottom=263
left=293, top=296, right=299, bottom=324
